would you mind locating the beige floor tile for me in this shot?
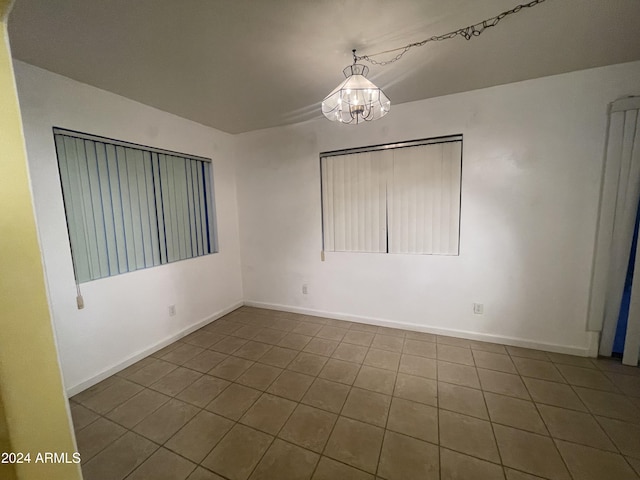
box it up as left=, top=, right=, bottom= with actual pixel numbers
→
left=287, top=352, right=329, bottom=376
left=126, top=447, right=196, bottom=480
left=106, top=388, right=170, bottom=428
left=317, top=326, right=349, bottom=342
left=546, top=352, right=597, bottom=369
left=605, top=372, right=640, bottom=397
left=378, top=430, right=439, bottom=480
left=126, top=359, right=178, bottom=387
left=512, top=357, right=565, bottom=383
left=210, top=336, right=248, bottom=354
left=279, top=404, right=337, bottom=452
left=258, top=346, right=298, bottom=368
left=81, top=378, right=144, bottom=414
left=311, top=456, right=374, bottom=480
left=469, top=341, right=508, bottom=355
left=349, top=323, right=379, bottom=334
left=301, top=378, right=350, bottom=413
left=186, top=466, right=226, bottom=480
left=387, top=397, right=438, bottom=443
left=574, top=387, right=640, bottom=422
left=438, top=381, right=488, bottom=419
left=353, top=365, right=397, bottom=395
left=183, top=350, right=228, bottom=373
left=162, top=344, right=205, bottom=365
left=437, top=344, right=475, bottom=366
left=234, top=341, right=273, bottom=361
left=133, top=398, right=199, bottom=443
left=279, top=333, right=313, bottom=350
left=399, top=354, right=437, bottom=379
left=209, top=356, right=254, bottom=381
left=628, top=456, right=640, bottom=476
left=76, top=417, right=126, bottom=461
left=249, top=438, right=319, bottom=480
left=240, top=393, right=297, bottom=435
left=484, top=392, right=547, bottom=434
left=371, top=334, right=404, bottom=352
left=377, top=326, right=406, bottom=338
left=478, top=368, right=530, bottom=400
left=202, top=424, right=273, bottom=480
left=150, top=342, right=182, bottom=359
left=236, top=363, right=282, bottom=390
left=504, top=468, right=545, bottom=479
left=230, top=325, right=262, bottom=340
left=205, top=383, right=261, bottom=420
left=437, top=335, right=472, bottom=348
left=81, top=431, right=158, bottom=480
left=176, top=375, right=230, bottom=407
left=505, top=346, right=550, bottom=361
left=342, top=387, right=391, bottom=427
left=394, top=373, right=437, bottom=406
left=252, top=328, right=288, bottom=345
left=440, top=448, right=505, bottom=480
left=342, top=330, right=375, bottom=347
left=493, top=424, right=570, bottom=480
left=332, top=343, right=368, bottom=363
left=150, top=367, right=202, bottom=396
left=439, top=410, right=500, bottom=462
left=324, top=417, right=384, bottom=474
left=70, top=402, right=100, bottom=431
left=438, top=361, right=480, bottom=389
left=522, top=377, right=587, bottom=411
left=473, top=350, right=517, bottom=374
left=555, top=439, right=639, bottom=480
left=182, top=330, right=225, bottom=349
left=595, top=359, right=640, bottom=377
left=405, top=331, right=436, bottom=343
left=597, top=416, right=640, bottom=458
left=537, top=404, right=615, bottom=451
left=292, top=322, right=323, bottom=336
left=403, top=339, right=437, bottom=358
left=166, top=411, right=233, bottom=463
left=556, top=364, right=617, bottom=391
left=363, top=348, right=400, bottom=371
left=267, top=370, right=314, bottom=401
left=303, top=337, right=339, bottom=356
left=318, top=358, right=360, bottom=385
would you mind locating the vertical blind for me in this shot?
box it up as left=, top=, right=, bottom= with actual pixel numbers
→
left=54, top=129, right=217, bottom=283
left=321, top=137, right=462, bottom=255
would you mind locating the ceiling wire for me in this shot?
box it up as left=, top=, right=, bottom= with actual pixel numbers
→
left=355, top=0, right=548, bottom=66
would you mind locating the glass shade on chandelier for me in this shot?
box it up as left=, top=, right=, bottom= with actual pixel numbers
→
left=322, top=64, right=390, bottom=124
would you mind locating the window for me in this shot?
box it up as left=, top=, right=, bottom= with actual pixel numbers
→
left=53, top=128, right=218, bottom=283
left=321, top=136, right=462, bottom=255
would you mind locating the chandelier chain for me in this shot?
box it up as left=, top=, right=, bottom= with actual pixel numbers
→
left=355, top=0, right=547, bottom=66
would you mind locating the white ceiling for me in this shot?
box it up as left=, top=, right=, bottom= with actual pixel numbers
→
left=8, top=0, right=640, bottom=134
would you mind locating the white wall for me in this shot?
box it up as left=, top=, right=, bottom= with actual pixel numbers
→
left=14, top=61, right=244, bottom=394
left=236, top=61, right=640, bottom=356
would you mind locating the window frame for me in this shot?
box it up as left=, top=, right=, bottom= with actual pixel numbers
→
left=52, top=127, right=218, bottom=283
left=319, top=134, right=463, bottom=255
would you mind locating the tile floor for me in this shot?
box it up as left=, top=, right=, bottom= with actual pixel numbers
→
left=70, top=307, right=640, bottom=480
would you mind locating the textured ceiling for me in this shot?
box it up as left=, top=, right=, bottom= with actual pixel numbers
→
left=8, top=0, right=640, bottom=133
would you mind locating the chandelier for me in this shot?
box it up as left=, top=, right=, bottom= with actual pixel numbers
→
left=321, top=51, right=390, bottom=125
left=321, top=0, right=547, bottom=125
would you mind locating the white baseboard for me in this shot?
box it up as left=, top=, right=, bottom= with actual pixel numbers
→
left=66, top=300, right=243, bottom=397
left=244, top=301, right=595, bottom=357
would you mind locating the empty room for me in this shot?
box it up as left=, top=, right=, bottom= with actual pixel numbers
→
left=2, top=0, right=640, bottom=479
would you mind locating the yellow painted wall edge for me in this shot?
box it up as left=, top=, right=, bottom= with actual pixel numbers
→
left=0, top=2, right=82, bottom=478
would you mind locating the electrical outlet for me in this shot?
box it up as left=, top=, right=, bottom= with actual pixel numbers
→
left=168, top=304, right=176, bottom=316
left=473, top=303, right=484, bottom=315
left=302, top=284, right=308, bottom=295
